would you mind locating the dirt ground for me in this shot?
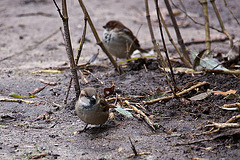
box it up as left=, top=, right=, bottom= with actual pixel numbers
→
left=0, top=0, right=240, bottom=159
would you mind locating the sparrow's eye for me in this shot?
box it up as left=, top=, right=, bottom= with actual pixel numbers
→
left=100, top=101, right=105, bottom=106
left=89, top=96, right=96, bottom=104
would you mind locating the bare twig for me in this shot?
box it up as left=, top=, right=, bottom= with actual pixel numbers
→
left=143, top=81, right=209, bottom=104
left=76, top=17, right=87, bottom=64
left=210, top=0, right=233, bottom=48
left=106, top=95, right=145, bottom=102
left=145, top=0, right=176, bottom=96
left=31, top=153, right=48, bottom=159
left=154, top=0, right=180, bottom=92
left=205, top=69, right=240, bottom=75
left=223, top=0, right=240, bottom=25
left=199, top=0, right=211, bottom=53
left=126, top=100, right=156, bottom=131
left=64, top=78, right=72, bottom=104
left=53, top=0, right=80, bottom=99
left=176, top=128, right=240, bottom=146
left=164, top=0, right=191, bottom=62
left=64, top=17, right=87, bottom=104
left=222, top=103, right=240, bottom=110
left=171, top=0, right=234, bottom=49
left=129, top=137, right=138, bottom=157
left=157, top=2, right=192, bottom=68
left=203, top=114, right=240, bottom=134
left=225, top=114, right=240, bottom=123
left=205, top=122, right=240, bottom=134
left=0, top=98, right=34, bottom=104
left=170, top=0, right=222, bottom=32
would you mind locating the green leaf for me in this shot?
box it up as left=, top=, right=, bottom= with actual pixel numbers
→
left=224, top=93, right=240, bottom=99
left=114, top=107, right=133, bottom=118
left=193, top=49, right=206, bottom=70
left=9, top=92, right=37, bottom=99
left=145, top=92, right=165, bottom=101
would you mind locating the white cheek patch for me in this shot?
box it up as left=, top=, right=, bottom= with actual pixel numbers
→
left=78, top=96, right=90, bottom=107
left=103, top=31, right=111, bottom=43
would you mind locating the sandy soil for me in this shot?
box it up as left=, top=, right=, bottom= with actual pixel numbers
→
left=0, top=0, right=240, bottom=159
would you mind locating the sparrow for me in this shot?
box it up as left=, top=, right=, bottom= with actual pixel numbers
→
left=75, top=87, right=110, bottom=131
left=102, top=20, right=147, bottom=59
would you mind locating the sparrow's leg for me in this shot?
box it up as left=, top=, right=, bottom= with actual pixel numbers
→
left=78, top=124, right=89, bottom=133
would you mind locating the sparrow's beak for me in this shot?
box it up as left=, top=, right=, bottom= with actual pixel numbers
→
left=103, top=25, right=106, bottom=29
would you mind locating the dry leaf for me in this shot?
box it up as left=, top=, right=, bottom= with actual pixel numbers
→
left=104, top=82, right=115, bottom=97
left=118, top=146, right=123, bottom=152
left=109, top=112, right=115, bottom=119
left=35, top=112, right=50, bottom=121
left=189, top=90, right=212, bottom=101
left=29, top=84, right=48, bottom=95
left=39, top=79, right=57, bottom=86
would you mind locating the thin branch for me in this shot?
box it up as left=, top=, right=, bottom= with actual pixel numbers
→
left=143, top=81, right=209, bottom=104
left=154, top=0, right=180, bottom=92
left=170, top=0, right=222, bottom=33
left=129, top=137, right=138, bottom=157
left=164, top=0, right=191, bottom=62
left=53, top=0, right=80, bottom=99
left=145, top=0, right=176, bottom=96
left=199, top=0, right=211, bottom=53
left=223, top=0, right=240, bottom=25
left=210, top=0, right=233, bottom=48
left=64, top=17, right=88, bottom=104
left=75, top=17, right=87, bottom=64
left=156, top=1, right=192, bottom=68
left=126, top=101, right=156, bottom=131
left=52, top=0, right=64, bottom=19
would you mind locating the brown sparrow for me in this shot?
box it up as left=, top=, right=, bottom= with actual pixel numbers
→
left=103, top=20, right=147, bottom=59
left=75, top=87, right=110, bottom=130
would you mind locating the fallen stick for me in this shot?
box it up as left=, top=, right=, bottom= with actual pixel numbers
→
left=176, top=128, right=240, bottom=146
left=129, top=137, right=138, bottom=157
left=106, top=96, right=145, bottom=102
left=206, top=122, right=240, bottom=129
left=125, top=101, right=156, bottom=131
left=143, top=81, right=209, bottom=104
left=225, top=114, right=240, bottom=123
left=205, top=69, right=240, bottom=75
left=0, top=98, right=34, bottom=104
left=202, top=114, right=240, bottom=134
left=31, top=153, right=48, bottom=159
left=219, top=103, right=240, bottom=111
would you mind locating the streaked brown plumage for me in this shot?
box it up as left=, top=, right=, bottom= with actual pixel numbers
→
left=103, top=20, right=146, bottom=59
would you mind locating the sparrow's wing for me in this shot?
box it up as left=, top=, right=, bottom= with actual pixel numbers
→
left=120, top=28, right=140, bottom=48
left=99, top=99, right=110, bottom=112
